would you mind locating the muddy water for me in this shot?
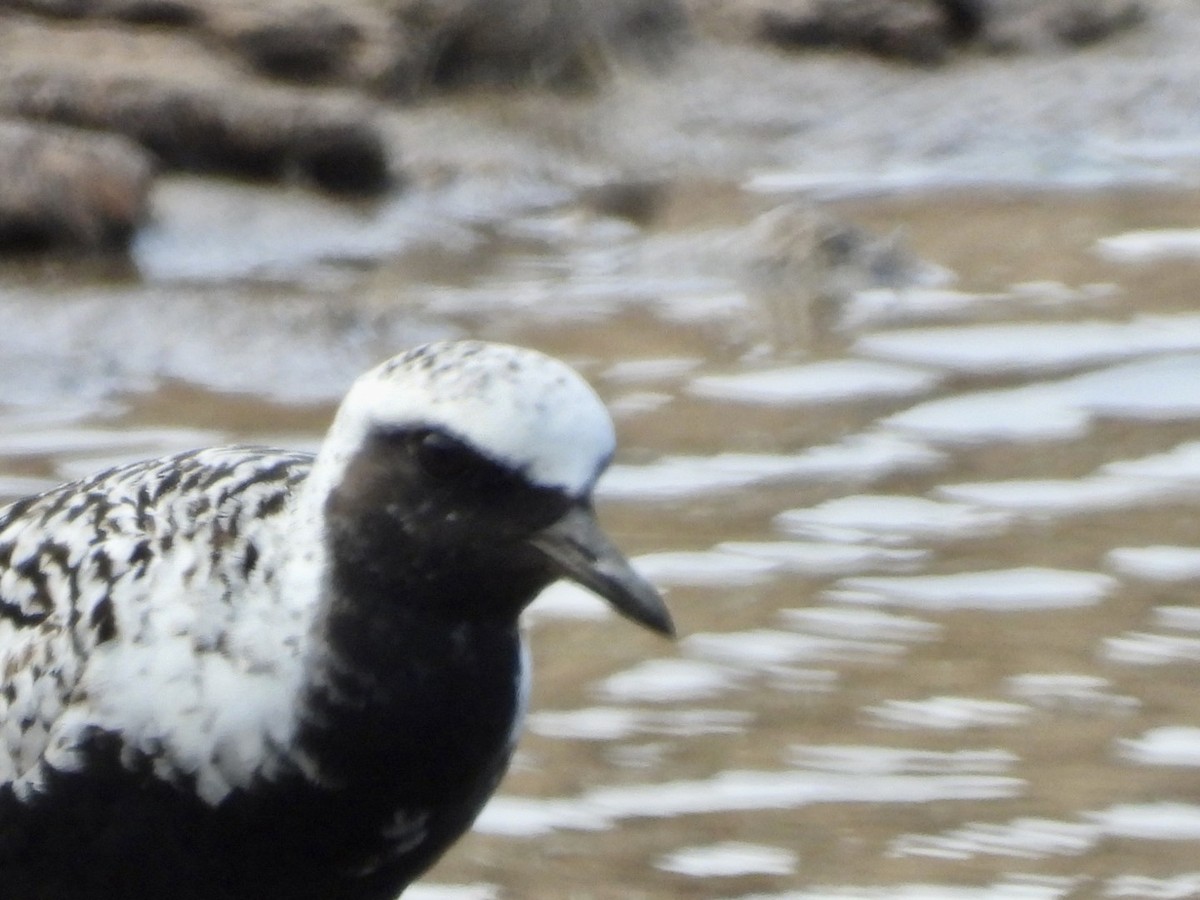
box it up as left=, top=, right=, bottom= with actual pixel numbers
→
left=5, top=181, right=1200, bottom=900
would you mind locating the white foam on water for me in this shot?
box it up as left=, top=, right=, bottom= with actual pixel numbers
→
left=787, top=745, right=1017, bottom=775
left=1075, top=354, right=1200, bottom=420
left=780, top=432, right=946, bottom=481
left=718, top=541, right=927, bottom=576
left=1153, top=606, right=1200, bottom=632
left=1088, top=802, right=1200, bottom=840
left=586, top=768, right=1023, bottom=821
left=526, top=707, right=751, bottom=741
left=655, top=290, right=751, bottom=325
left=598, top=658, right=748, bottom=703
left=1107, top=546, right=1200, bottom=582
left=471, top=795, right=613, bottom=837
left=881, top=383, right=1090, bottom=444
left=0, top=475, right=59, bottom=501
left=0, top=426, right=223, bottom=459
left=0, top=401, right=124, bottom=427
left=937, top=437, right=1200, bottom=518
left=1117, top=727, right=1200, bottom=767
left=936, top=477, right=1173, bottom=516
left=526, top=706, right=640, bottom=741
left=1, top=283, right=444, bottom=406
left=599, top=433, right=943, bottom=502
left=732, top=875, right=1077, bottom=900
left=889, top=816, right=1099, bottom=860
left=404, top=886, right=499, bottom=900
left=775, top=495, right=1012, bottom=545
left=1104, top=872, right=1200, bottom=898
left=1005, top=674, right=1139, bottom=715
left=855, top=318, right=1200, bottom=376
left=685, top=629, right=904, bottom=668
left=688, top=359, right=941, bottom=406
left=882, top=354, right=1200, bottom=445
left=601, top=357, right=703, bottom=384
left=657, top=842, right=797, bottom=877
left=781, top=607, right=942, bottom=642
left=607, top=391, right=673, bottom=417
left=599, top=454, right=774, bottom=500
left=133, top=178, right=441, bottom=282
left=631, top=550, right=781, bottom=587
left=1102, top=440, right=1200, bottom=482
left=765, top=667, right=840, bottom=695
left=852, top=281, right=1107, bottom=331
left=864, top=696, right=1032, bottom=731
left=523, top=581, right=612, bottom=624
left=1095, top=228, right=1200, bottom=262
left=827, top=568, right=1115, bottom=612
left=476, top=767, right=1021, bottom=837
left=1102, top=633, right=1200, bottom=666
left=841, top=287, right=1014, bottom=330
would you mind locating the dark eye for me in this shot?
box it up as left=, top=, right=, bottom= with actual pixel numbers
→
left=414, top=430, right=476, bottom=480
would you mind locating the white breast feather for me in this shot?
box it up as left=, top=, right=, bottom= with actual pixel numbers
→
left=0, top=447, right=318, bottom=803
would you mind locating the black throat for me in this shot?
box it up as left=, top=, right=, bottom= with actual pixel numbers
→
left=279, top=424, right=572, bottom=891
left=281, top=488, right=558, bottom=893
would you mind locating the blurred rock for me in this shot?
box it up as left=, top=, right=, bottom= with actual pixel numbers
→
left=0, top=0, right=96, bottom=17
left=0, top=70, right=390, bottom=194
left=581, top=178, right=668, bottom=226
left=979, top=0, right=1147, bottom=51
left=0, top=120, right=153, bottom=250
left=757, top=0, right=955, bottom=66
left=0, top=0, right=202, bottom=21
left=105, top=0, right=201, bottom=25
left=202, top=1, right=404, bottom=85
left=219, top=6, right=363, bottom=80
left=935, top=0, right=986, bottom=40
left=1051, top=1, right=1146, bottom=45
left=390, top=0, right=688, bottom=92
left=691, top=0, right=1149, bottom=61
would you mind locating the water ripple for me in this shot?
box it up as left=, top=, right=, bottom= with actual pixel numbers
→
left=889, top=816, right=1099, bottom=860
left=864, top=696, right=1032, bottom=730
left=828, top=568, right=1115, bottom=612
left=656, top=841, right=796, bottom=877
left=475, top=769, right=1024, bottom=837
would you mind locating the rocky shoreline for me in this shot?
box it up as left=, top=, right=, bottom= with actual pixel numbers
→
left=0, top=0, right=1167, bottom=252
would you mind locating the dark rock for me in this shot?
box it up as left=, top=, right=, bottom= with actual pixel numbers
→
left=104, top=0, right=203, bottom=26
left=0, top=0, right=97, bottom=18
left=0, top=0, right=202, bottom=21
left=0, top=119, right=153, bottom=251
left=759, top=0, right=954, bottom=66
left=1049, top=0, right=1146, bottom=46
left=0, top=70, right=391, bottom=194
left=976, top=0, right=1148, bottom=52
left=391, top=0, right=688, bottom=92
left=581, top=178, right=667, bottom=225
left=934, top=0, right=986, bottom=40
left=287, top=113, right=392, bottom=194
left=217, top=5, right=366, bottom=81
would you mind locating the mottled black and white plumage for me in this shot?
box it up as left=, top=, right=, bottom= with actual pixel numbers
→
left=0, top=341, right=673, bottom=900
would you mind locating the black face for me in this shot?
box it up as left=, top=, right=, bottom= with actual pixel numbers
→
left=324, top=424, right=575, bottom=620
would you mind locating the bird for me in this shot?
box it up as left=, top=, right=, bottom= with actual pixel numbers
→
left=0, top=340, right=673, bottom=900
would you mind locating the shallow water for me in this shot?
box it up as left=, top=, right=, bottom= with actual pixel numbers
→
left=6, top=177, right=1200, bottom=900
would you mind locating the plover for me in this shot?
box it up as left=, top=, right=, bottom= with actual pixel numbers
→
left=0, top=340, right=673, bottom=900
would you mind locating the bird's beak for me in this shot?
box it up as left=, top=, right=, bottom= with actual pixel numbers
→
left=530, top=504, right=674, bottom=638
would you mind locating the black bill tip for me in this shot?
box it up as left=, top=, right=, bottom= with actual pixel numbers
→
left=530, top=504, right=674, bottom=638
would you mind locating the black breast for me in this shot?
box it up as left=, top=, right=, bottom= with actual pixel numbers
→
left=0, top=615, right=522, bottom=900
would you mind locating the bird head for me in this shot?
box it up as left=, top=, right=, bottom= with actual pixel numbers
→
left=315, top=340, right=674, bottom=637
